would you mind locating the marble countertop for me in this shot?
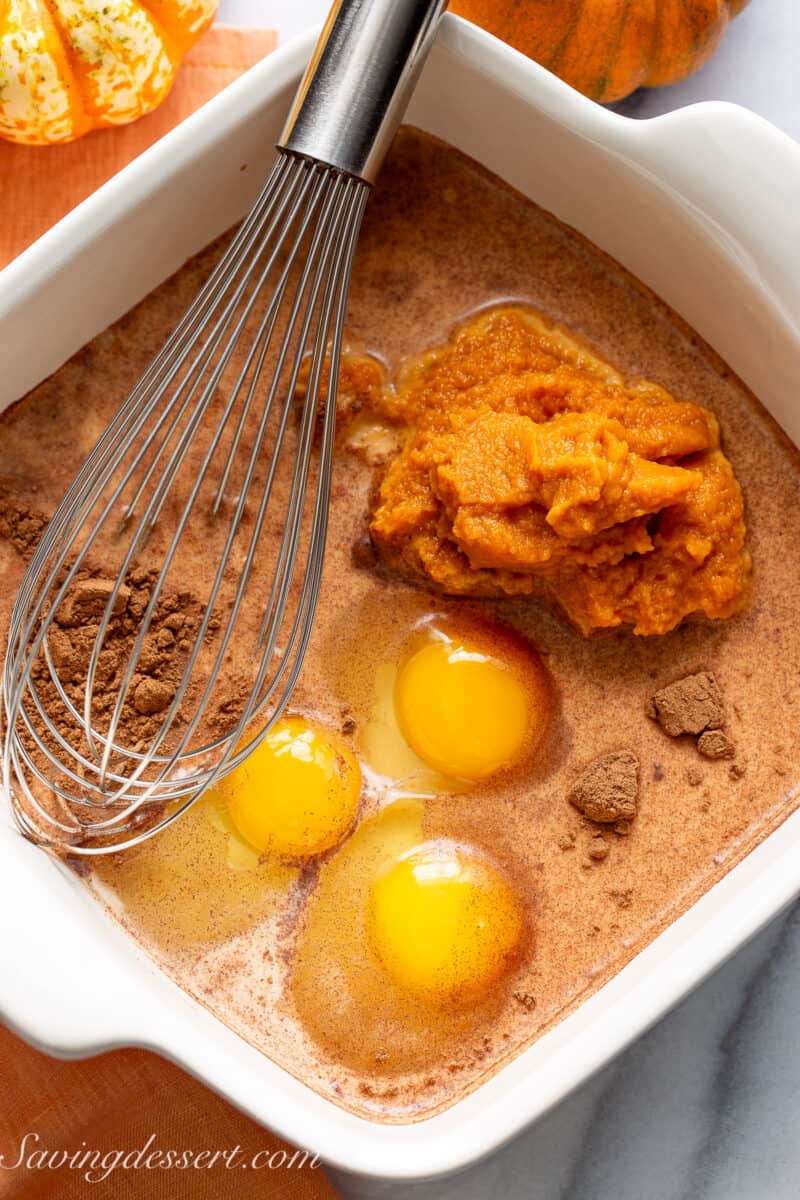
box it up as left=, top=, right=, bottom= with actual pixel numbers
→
left=220, top=3, right=799, bottom=1196
left=337, top=906, right=800, bottom=1200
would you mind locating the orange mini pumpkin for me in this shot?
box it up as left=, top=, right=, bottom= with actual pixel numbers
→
left=0, top=0, right=217, bottom=145
left=449, top=0, right=752, bottom=103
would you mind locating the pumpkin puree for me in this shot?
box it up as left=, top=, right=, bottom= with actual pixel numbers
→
left=349, top=307, right=750, bottom=635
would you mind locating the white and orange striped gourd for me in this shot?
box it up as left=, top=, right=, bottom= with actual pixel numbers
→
left=0, top=0, right=217, bottom=145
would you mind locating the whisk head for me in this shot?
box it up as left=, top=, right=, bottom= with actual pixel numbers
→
left=2, top=150, right=370, bottom=854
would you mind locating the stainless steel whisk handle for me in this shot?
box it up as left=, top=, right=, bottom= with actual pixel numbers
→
left=279, top=0, right=448, bottom=184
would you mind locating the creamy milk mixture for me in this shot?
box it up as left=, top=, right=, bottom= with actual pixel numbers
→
left=1, top=129, right=798, bottom=1121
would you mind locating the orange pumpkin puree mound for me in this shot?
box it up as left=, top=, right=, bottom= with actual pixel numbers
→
left=358, top=306, right=751, bottom=636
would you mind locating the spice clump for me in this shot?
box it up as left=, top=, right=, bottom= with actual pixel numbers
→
left=568, top=750, right=640, bottom=824
left=697, top=729, right=736, bottom=760
left=648, top=669, right=742, bottom=771
left=647, top=670, right=725, bottom=737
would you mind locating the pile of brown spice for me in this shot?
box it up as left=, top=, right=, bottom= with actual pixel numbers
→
left=648, top=670, right=736, bottom=760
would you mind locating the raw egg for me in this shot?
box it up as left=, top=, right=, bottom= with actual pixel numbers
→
left=92, top=794, right=293, bottom=951
left=289, top=799, right=528, bottom=1080
left=368, top=840, right=524, bottom=1004
left=219, top=715, right=362, bottom=860
left=393, top=618, right=551, bottom=782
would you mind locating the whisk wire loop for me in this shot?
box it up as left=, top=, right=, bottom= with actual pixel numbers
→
left=3, top=151, right=370, bottom=853
left=3, top=0, right=450, bottom=854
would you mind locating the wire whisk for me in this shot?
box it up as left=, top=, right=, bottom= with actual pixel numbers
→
left=2, top=0, right=447, bottom=854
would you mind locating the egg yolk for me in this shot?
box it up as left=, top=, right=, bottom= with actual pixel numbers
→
left=221, top=715, right=361, bottom=860
left=394, top=637, right=532, bottom=781
left=368, top=841, right=524, bottom=1004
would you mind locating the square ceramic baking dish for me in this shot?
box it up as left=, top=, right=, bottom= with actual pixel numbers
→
left=1, top=14, right=799, bottom=1183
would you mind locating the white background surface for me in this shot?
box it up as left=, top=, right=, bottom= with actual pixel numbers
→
left=217, top=3, right=800, bottom=1198
left=219, top=0, right=800, bottom=138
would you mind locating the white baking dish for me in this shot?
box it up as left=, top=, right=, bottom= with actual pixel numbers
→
left=1, top=14, right=799, bottom=1182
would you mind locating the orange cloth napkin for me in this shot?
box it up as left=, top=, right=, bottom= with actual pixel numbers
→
left=0, top=27, right=339, bottom=1198
left=0, top=1026, right=340, bottom=1198
left=0, top=25, right=277, bottom=270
